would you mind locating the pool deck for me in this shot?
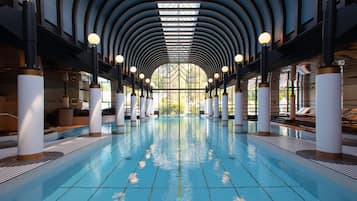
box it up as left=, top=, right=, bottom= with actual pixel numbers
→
left=250, top=135, right=357, bottom=179
left=0, top=135, right=109, bottom=184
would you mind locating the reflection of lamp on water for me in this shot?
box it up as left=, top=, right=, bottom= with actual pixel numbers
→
left=138, top=160, right=146, bottom=169
left=128, top=172, right=138, bottom=184
left=233, top=197, right=245, bottom=201
left=145, top=149, right=151, bottom=159
left=221, top=171, right=230, bottom=184
left=150, top=144, right=155, bottom=151
left=112, top=192, right=125, bottom=200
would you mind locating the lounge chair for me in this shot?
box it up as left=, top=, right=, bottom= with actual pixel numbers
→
left=296, top=107, right=311, bottom=116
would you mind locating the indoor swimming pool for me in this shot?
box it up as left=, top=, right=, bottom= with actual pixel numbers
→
left=0, top=118, right=356, bottom=201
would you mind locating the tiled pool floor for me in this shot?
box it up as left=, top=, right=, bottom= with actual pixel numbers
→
left=0, top=118, right=356, bottom=201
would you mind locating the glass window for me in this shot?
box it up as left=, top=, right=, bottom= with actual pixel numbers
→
left=44, top=0, right=57, bottom=25
left=98, top=77, right=111, bottom=110
left=151, top=63, right=207, bottom=116
left=279, top=72, right=300, bottom=115
left=248, top=77, right=260, bottom=116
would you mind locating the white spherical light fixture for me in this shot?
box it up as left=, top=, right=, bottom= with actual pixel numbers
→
left=130, top=66, right=137, bottom=73
left=234, top=54, right=244, bottom=63
left=115, top=55, right=124, bottom=64
left=258, top=32, right=272, bottom=45
left=221, top=66, right=229, bottom=73
left=87, top=33, right=100, bottom=45
left=208, top=78, right=213, bottom=83
left=139, top=73, right=145, bottom=79
left=145, top=78, right=150, bottom=83
left=214, top=73, right=220, bottom=79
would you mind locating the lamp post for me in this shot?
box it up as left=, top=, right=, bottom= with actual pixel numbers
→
left=139, top=73, right=146, bottom=119
left=257, top=32, right=272, bottom=136
left=234, top=54, right=244, bottom=129
left=87, top=33, right=102, bottom=137
left=114, top=55, right=125, bottom=133
left=145, top=78, right=151, bottom=117
left=130, top=66, right=137, bottom=125
left=17, top=0, right=44, bottom=160
left=221, top=66, right=229, bottom=123
left=213, top=73, right=220, bottom=119
left=208, top=78, right=213, bottom=118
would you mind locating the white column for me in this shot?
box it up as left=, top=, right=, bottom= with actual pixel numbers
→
left=140, top=95, right=146, bottom=119
left=234, top=90, right=243, bottom=126
left=290, top=94, right=296, bottom=120
left=17, top=70, right=44, bottom=160
left=221, top=94, right=228, bottom=121
left=115, top=92, right=125, bottom=133
left=89, top=85, right=102, bottom=137
left=213, top=95, right=219, bottom=118
left=207, top=98, right=213, bottom=117
left=258, top=83, right=270, bottom=135
left=62, top=96, right=70, bottom=108
left=204, top=98, right=207, bottom=115
left=316, top=67, right=342, bottom=158
left=145, top=97, right=150, bottom=117
left=150, top=97, right=154, bottom=115
left=131, top=94, right=137, bottom=122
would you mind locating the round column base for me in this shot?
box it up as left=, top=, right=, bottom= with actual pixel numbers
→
left=234, top=126, right=245, bottom=133
left=17, top=152, right=44, bottom=161
left=131, top=120, right=137, bottom=127
left=112, top=125, right=125, bottom=134
left=89, top=132, right=102, bottom=137
left=221, top=120, right=228, bottom=126
left=296, top=150, right=357, bottom=164
left=258, top=131, right=270, bottom=136
left=315, top=150, right=342, bottom=160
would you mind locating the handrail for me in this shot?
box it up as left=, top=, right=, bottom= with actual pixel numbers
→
left=0, top=113, right=18, bottom=119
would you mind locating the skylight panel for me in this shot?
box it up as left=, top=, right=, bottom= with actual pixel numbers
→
left=164, top=36, right=194, bottom=39
left=166, top=43, right=192, bottom=46
left=158, top=2, right=200, bottom=62
left=164, top=32, right=194, bottom=35
left=163, top=27, right=195, bottom=32
left=165, top=39, right=193, bottom=43
left=160, top=17, right=198, bottom=21
left=161, top=22, right=196, bottom=27
left=158, top=3, right=200, bottom=9
left=159, top=10, right=199, bottom=16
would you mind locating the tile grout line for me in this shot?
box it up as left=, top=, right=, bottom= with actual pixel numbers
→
left=147, top=166, right=160, bottom=201
left=205, top=131, right=274, bottom=201
left=55, top=139, right=122, bottom=200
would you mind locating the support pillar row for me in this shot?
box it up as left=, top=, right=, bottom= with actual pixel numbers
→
left=115, top=92, right=125, bottom=133
left=316, top=67, right=342, bottom=158
left=131, top=94, right=137, bottom=124
left=89, top=84, right=102, bottom=137
left=258, top=83, right=270, bottom=135
left=207, top=97, right=213, bottom=117
left=140, top=95, right=146, bottom=119
left=17, top=69, right=44, bottom=160
left=234, top=89, right=243, bottom=126
left=221, top=94, right=228, bottom=121
left=213, top=95, right=219, bottom=118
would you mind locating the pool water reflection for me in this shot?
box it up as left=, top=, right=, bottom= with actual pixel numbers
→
left=0, top=117, right=356, bottom=201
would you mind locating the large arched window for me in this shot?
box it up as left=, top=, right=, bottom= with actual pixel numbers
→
left=151, top=63, right=207, bottom=116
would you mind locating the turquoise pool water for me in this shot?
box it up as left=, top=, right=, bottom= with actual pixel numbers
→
left=0, top=117, right=356, bottom=201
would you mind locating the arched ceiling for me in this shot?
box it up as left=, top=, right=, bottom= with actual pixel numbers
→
left=59, top=0, right=306, bottom=77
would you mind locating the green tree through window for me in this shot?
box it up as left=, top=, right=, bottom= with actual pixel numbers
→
left=151, top=63, right=207, bottom=116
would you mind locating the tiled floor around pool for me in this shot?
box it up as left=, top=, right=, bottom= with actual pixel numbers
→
left=0, top=117, right=356, bottom=201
